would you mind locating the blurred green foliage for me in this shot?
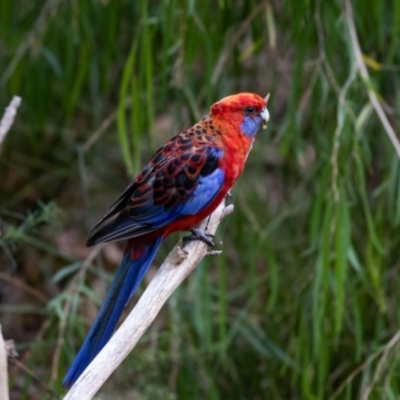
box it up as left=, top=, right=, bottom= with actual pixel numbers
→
left=1, top=0, right=400, bottom=399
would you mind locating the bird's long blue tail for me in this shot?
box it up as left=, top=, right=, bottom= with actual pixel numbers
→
left=63, top=237, right=162, bottom=387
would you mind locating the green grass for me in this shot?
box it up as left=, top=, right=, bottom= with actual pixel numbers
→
left=1, top=0, right=400, bottom=398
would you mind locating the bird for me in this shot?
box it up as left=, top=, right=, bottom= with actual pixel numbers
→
left=63, top=92, right=270, bottom=387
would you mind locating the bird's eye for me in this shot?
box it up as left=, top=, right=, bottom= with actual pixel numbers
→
left=245, top=106, right=255, bottom=114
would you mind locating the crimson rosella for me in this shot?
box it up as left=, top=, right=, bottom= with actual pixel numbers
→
left=63, top=92, right=270, bottom=387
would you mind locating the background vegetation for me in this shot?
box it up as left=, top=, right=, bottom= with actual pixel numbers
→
left=1, top=0, right=400, bottom=398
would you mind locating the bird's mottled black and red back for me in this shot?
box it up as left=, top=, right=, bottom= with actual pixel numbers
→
left=86, top=92, right=269, bottom=246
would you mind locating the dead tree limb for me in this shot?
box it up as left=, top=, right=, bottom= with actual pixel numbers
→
left=0, top=96, right=22, bottom=147
left=64, top=199, right=233, bottom=400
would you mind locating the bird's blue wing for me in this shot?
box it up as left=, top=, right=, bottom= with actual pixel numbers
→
left=87, top=143, right=225, bottom=246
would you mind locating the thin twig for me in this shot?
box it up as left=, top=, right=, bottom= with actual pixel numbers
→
left=344, top=0, right=400, bottom=159
left=64, top=199, right=234, bottom=400
left=361, top=329, right=400, bottom=400
left=83, top=97, right=133, bottom=152
left=9, top=358, right=61, bottom=399
left=329, top=329, right=400, bottom=400
left=0, top=272, right=47, bottom=304
left=83, top=110, right=118, bottom=151
left=0, top=96, right=22, bottom=147
left=0, top=325, right=10, bottom=400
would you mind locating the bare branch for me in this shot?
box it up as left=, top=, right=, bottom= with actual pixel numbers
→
left=0, top=325, right=10, bottom=400
left=0, top=96, right=22, bottom=147
left=64, top=199, right=234, bottom=400
left=344, top=0, right=400, bottom=159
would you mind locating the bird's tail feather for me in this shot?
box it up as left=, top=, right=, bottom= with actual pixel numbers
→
left=63, top=236, right=162, bottom=388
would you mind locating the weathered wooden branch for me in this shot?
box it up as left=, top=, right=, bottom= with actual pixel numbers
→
left=0, top=326, right=17, bottom=400
left=64, top=199, right=234, bottom=400
left=0, top=325, right=9, bottom=400
left=0, top=96, right=22, bottom=147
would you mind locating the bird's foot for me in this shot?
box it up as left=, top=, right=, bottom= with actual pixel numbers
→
left=183, top=228, right=215, bottom=247
left=225, top=190, right=233, bottom=200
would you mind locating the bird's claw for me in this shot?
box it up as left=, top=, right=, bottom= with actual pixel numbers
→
left=183, top=228, right=215, bottom=247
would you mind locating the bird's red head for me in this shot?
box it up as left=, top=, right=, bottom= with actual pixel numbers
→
left=210, top=92, right=270, bottom=136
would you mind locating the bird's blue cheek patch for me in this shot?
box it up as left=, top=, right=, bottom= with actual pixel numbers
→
left=241, top=115, right=262, bottom=138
